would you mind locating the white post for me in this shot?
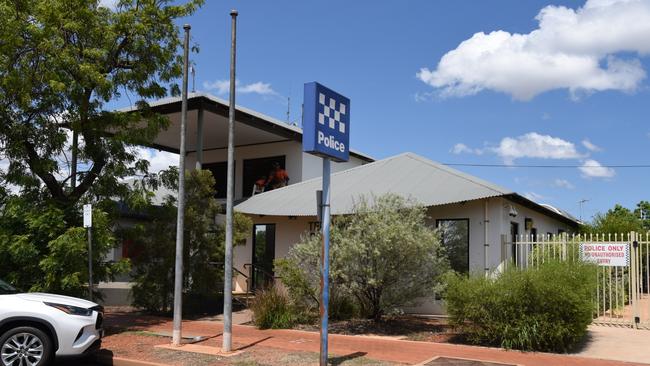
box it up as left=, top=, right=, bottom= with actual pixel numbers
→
left=172, top=24, right=191, bottom=346
left=222, top=9, right=238, bottom=353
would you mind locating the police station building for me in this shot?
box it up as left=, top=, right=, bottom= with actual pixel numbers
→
left=117, top=92, right=578, bottom=313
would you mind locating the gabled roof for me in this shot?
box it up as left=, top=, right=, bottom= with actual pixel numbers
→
left=234, top=152, right=579, bottom=227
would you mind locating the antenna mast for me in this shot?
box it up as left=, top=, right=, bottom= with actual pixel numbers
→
left=287, top=96, right=291, bottom=123
left=190, top=65, right=196, bottom=93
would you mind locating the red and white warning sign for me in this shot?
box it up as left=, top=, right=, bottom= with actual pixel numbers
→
left=580, top=243, right=629, bottom=267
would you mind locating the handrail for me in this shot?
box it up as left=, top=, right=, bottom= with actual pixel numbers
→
left=208, top=261, right=249, bottom=279
left=243, top=263, right=279, bottom=280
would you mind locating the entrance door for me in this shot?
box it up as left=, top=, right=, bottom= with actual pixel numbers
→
left=252, top=224, right=276, bottom=290
left=511, top=222, right=519, bottom=266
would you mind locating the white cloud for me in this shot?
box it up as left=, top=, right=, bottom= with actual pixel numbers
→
left=492, top=132, right=583, bottom=164
left=579, top=159, right=616, bottom=178
left=203, top=80, right=230, bottom=95
left=450, top=143, right=483, bottom=155
left=417, top=0, right=650, bottom=100
left=203, top=79, right=279, bottom=97
left=237, top=82, right=277, bottom=95
left=133, top=148, right=179, bottom=174
left=553, top=178, right=575, bottom=189
left=582, top=139, right=602, bottom=152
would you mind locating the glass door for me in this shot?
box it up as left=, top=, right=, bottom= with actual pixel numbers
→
left=252, top=224, right=276, bottom=290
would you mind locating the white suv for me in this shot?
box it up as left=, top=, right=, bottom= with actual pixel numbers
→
left=0, top=279, right=103, bottom=366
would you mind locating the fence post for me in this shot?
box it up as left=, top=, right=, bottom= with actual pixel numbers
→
left=631, top=232, right=639, bottom=329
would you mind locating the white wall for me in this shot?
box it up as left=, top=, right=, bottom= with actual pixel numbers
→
left=233, top=215, right=313, bottom=292
left=234, top=197, right=576, bottom=313
left=185, top=140, right=303, bottom=200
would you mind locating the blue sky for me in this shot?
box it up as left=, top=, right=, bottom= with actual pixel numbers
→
left=111, top=0, right=650, bottom=221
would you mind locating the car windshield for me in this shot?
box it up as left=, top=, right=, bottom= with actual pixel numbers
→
left=0, top=279, right=19, bottom=294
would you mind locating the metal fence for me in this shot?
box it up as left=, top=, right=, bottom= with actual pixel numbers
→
left=501, top=232, right=650, bottom=329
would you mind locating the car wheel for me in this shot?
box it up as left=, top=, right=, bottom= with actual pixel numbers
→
left=0, top=326, right=53, bottom=366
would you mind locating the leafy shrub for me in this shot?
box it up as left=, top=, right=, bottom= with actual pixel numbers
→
left=0, top=196, right=128, bottom=299
left=445, top=260, right=597, bottom=352
left=276, top=194, right=448, bottom=322
left=250, top=285, right=296, bottom=329
left=128, top=169, right=252, bottom=314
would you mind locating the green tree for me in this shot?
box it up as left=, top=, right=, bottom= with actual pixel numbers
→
left=584, top=204, right=644, bottom=234
left=0, top=0, right=202, bottom=294
left=128, top=169, right=252, bottom=314
left=0, top=0, right=202, bottom=215
left=0, top=194, right=127, bottom=297
left=634, top=201, right=650, bottom=232
left=276, top=194, right=449, bottom=322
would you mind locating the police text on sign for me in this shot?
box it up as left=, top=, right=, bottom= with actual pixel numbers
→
left=580, top=243, right=629, bottom=267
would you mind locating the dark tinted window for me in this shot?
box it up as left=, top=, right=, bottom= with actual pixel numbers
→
left=437, top=219, right=470, bottom=274
left=203, top=162, right=229, bottom=199
left=0, top=279, right=18, bottom=294
left=242, top=156, right=287, bottom=197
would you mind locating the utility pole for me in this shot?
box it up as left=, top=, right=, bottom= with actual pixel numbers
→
left=579, top=199, right=590, bottom=222
left=222, top=9, right=238, bottom=354
left=172, top=24, right=191, bottom=347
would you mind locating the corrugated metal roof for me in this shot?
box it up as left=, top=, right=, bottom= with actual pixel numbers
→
left=235, top=152, right=514, bottom=216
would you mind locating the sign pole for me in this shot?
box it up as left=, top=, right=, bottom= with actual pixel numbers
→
left=302, top=81, right=350, bottom=366
left=172, top=24, right=191, bottom=347
left=319, top=158, right=331, bottom=366
left=87, top=226, right=93, bottom=301
left=84, top=204, right=93, bottom=301
left=223, top=9, right=238, bottom=353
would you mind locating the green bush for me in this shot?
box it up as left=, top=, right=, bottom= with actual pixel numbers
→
left=128, top=169, right=252, bottom=314
left=275, top=194, right=448, bottom=322
left=250, top=285, right=296, bottom=329
left=445, top=260, right=597, bottom=352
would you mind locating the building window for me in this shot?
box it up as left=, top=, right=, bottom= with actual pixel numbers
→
left=203, top=161, right=229, bottom=199
left=242, top=156, right=288, bottom=197
left=436, top=219, right=470, bottom=274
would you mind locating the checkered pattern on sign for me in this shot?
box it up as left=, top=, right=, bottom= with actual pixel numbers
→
left=318, top=93, right=346, bottom=133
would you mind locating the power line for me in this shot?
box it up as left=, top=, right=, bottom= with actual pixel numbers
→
left=442, top=163, right=650, bottom=168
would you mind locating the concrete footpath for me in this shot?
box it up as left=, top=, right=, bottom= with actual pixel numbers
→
left=105, top=312, right=649, bottom=366
left=576, top=325, right=650, bottom=364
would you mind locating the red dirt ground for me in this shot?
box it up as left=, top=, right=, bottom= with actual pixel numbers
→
left=99, top=309, right=647, bottom=366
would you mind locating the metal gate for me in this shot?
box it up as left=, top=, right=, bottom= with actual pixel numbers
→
left=501, top=232, right=650, bottom=329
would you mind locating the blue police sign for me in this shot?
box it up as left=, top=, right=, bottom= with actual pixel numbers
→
left=303, top=82, right=350, bottom=162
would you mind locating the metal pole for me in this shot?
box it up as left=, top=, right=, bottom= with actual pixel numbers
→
left=484, top=199, right=489, bottom=278
left=172, top=24, right=191, bottom=347
left=87, top=227, right=93, bottom=301
left=196, top=107, right=204, bottom=170
left=222, top=9, right=238, bottom=353
left=319, top=157, right=331, bottom=366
